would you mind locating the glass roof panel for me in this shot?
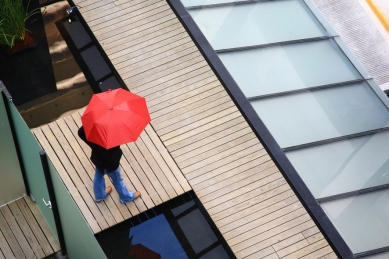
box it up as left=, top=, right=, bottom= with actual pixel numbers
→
left=219, top=39, right=362, bottom=97
left=321, top=189, right=389, bottom=254
left=286, top=131, right=389, bottom=199
left=251, top=82, right=389, bottom=148
left=188, top=0, right=327, bottom=50
left=182, top=0, right=243, bottom=7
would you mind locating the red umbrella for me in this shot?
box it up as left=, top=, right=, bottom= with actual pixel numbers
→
left=81, top=89, right=151, bottom=149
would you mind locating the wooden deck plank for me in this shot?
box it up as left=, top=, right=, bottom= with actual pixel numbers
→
left=139, top=130, right=185, bottom=195
left=115, top=32, right=192, bottom=73
left=32, top=127, right=101, bottom=233
left=121, top=46, right=199, bottom=81
left=121, top=143, right=162, bottom=206
left=126, top=142, right=170, bottom=202
left=125, top=54, right=205, bottom=85
left=103, top=19, right=182, bottom=56
left=88, top=1, right=163, bottom=31
left=209, top=183, right=292, bottom=220
left=24, top=197, right=60, bottom=252
left=182, top=138, right=261, bottom=181
left=0, top=226, right=16, bottom=259
left=231, top=213, right=312, bottom=253
left=179, top=132, right=256, bottom=170
left=187, top=145, right=268, bottom=185
left=155, top=94, right=234, bottom=135
left=93, top=2, right=172, bottom=38
left=116, top=34, right=194, bottom=73
left=162, top=109, right=241, bottom=146
left=15, top=199, right=54, bottom=256
left=283, top=239, right=330, bottom=259
left=168, top=117, right=246, bottom=153
left=134, top=133, right=178, bottom=199
left=122, top=49, right=202, bottom=83
left=194, top=157, right=274, bottom=192
left=0, top=206, right=35, bottom=258
left=7, top=202, right=45, bottom=258
left=151, top=81, right=225, bottom=119
left=174, top=124, right=253, bottom=164
left=104, top=20, right=183, bottom=58
left=197, top=162, right=278, bottom=203
left=241, top=220, right=316, bottom=258
left=86, top=0, right=151, bottom=26
left=224, top=202, right=303, bottom=242
left=132, top=62, right=210, bottom=98
left=119, top=160, right=149, bottom=213
left=202, top=171, right=284, bottom=210
left=143, top=68, right=215, bottom=106
left=219, top=194, right=298, bottom=233
left=144, top=125, right=191, bottom=192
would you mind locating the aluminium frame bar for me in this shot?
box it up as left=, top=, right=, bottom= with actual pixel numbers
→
left=167, top=0, right=355, bottom=258
left=317, top=183, right=389, bottom=203
left=185, top=0, right=291, bottom=10
left=215, top=36, right=333, bottom=53
left=283, top=126, right=389, bottom=152
left=247, top=79, right=365, bottom=101
left=39, top=150, right=67, bottom=257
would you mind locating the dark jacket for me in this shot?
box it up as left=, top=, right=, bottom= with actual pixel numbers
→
left=78, top=126, right=122, bottom=172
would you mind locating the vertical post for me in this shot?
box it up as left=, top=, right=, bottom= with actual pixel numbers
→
left=39, top=150, right=68, bottom=256
left=1, top=81, right=30, bottom=196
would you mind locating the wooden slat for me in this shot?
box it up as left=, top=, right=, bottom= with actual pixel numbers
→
left=133, top=133, right=177, bottom=199
left=15, top=199, right=54, bottom=256
left=32, top=127, right=101, bottom=233
left=193, top=156, right=273, bottom=192
left=139, top=130, right=184, bottom=195
left=144, top=125, right=191, bottom=192
left=24, top=197, right=60, bottom=252
left=0, top=227, right=16, bottom=259
left=7, top=202, right=45, bottom=258
left=174, top=124, right=253, bottom=164
left=168, top=117, right=247, bottom=154
left=0, top=206, right=35, bottom=258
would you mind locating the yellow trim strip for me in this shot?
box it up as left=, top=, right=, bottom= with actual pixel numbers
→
left=366, top=0, right=389, bottom=34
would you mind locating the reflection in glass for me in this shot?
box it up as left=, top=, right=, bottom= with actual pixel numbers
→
left=321, top=190, right=389, bottom=254
left=189, top=0, right=327, bottom=50
left=251, top=82, right=389, bottom=148
left=178, top=209, right=218, bottom=254
left=219, top=39, right=362, bottom=97
left=182, top=0, right=242, bottom=7
left=130, top=214, right=187, bottom=259
left=286, top=131, right=389, bottom=198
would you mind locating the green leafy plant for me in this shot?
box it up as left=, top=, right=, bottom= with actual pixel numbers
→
left=0, top=0, right=40, bottom=48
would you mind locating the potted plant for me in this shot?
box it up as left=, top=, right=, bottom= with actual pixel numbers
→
left=0, top=0, right=41, bottom=55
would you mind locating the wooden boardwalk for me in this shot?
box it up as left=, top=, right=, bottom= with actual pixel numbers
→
left=40, top=0, right=339, bottom=258
left=0, top=197, right=60, bottom=259
left=32, top=109, right=190, bottom=234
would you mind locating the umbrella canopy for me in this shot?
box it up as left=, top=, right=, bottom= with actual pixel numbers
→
left=81, top=89, right=151, bottom=149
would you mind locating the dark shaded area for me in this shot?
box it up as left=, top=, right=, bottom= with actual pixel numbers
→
left=0, top=0, right=57, bottom=106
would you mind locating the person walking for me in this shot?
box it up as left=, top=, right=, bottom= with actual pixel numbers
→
left=78, top=126, right=140, bottom=204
